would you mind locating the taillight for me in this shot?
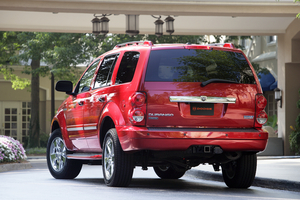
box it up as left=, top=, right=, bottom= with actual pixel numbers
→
left=129, top=109, right=144, bottom=123
left=256, top=95, right=267, bottom=109
left=256, top=111, right=268, bottom=124
left=129, top=92, right=146, bottom=125
left=255, top=94, right=268, bottom=126
left=130, top=92, right=146, bottom=107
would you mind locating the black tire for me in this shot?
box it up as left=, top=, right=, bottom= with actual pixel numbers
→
left=47, top=129, right=82, bottom=179
left=222, top=153, right=257, bottom=188
left=153, top=166, right=186, bottom=179
left=102, top=128, right=134, bottom=187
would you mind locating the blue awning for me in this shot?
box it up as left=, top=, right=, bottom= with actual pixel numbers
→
left=258, top=72, right=277, bottom=92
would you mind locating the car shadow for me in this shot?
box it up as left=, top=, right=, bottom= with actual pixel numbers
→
left=73, top=177, right=258, bottom=195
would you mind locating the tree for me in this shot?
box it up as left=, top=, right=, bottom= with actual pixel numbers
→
left=1, top=32, right=102, bottom=147
left=0, top=32, right=30, bottom=89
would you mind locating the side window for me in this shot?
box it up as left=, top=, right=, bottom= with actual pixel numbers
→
left=77, top=60, right=100, bottom=93
left=115, top=51, right=140, bottom=85
left=94, top=54, right=119, bottom=88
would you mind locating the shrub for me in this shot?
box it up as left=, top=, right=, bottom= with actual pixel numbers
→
left=289, top=89, right=300, bottom=155
left=0, top=135, right=27, bottom=163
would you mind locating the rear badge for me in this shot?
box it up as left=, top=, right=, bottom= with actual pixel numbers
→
left=201, top=96, right=207, bottom=101
left=244, top=115, right=254, bottom=119
left=148, top=113, right=174, bottom=120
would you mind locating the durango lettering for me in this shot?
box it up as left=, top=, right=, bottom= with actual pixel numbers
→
left=193, top=107, right=212, bottom=111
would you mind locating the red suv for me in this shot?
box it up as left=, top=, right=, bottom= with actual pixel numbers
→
left=47, top=41, right=268, bottom=188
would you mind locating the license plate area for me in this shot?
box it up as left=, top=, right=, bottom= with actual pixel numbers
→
left=190, top=103, right=214, bottom=116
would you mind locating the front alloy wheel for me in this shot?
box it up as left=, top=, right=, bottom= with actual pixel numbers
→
left=49, top=136, right=67, bottom=172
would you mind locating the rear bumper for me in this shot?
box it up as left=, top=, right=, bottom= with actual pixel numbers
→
left=116, top=126, right=268, bottom=152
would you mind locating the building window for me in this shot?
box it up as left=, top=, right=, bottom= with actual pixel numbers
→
left=22, top=102, right=31, bottom=143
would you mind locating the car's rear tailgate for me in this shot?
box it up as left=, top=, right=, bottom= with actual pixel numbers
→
left=144, top=82, right=257, bottom=128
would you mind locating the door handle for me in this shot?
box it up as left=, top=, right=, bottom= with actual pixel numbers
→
left=98, top=95, right=107, bottom=103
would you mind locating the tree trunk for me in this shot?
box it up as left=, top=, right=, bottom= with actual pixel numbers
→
left=28, top=59, right=40, bottom=148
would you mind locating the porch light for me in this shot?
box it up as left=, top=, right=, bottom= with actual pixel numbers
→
left=92, top=14, right=110, bottom=36
left=165, top=16, right=175, bottom=35
left=91, top=16, right=101, bottom=36
left=152, top=15, right=164, bottom=37
left=99, top=16, right=110, bottom=35
left=274, top=88, right=282, bottom=108
left=126, top=15, right=139, bottom=36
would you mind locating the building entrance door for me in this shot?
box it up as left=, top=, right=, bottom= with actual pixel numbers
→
left=0, top=102, right=31, bottom=144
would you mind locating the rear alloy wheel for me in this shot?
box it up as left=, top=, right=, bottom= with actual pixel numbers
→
left=102, top=128, right=134, bottom=187
left=222, top=153, right=257, bottom=188
left=153, top=165, right=186, bottom=179
left=47, top=129, right=82, bottom=179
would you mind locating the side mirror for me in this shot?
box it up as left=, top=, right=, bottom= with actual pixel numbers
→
left=55, top=81, right=74, bottom=95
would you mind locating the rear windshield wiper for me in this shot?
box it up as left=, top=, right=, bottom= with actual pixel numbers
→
left=201, top=79, right=239, bottom=87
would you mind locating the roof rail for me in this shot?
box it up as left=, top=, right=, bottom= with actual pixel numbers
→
left=206, top=43, right=235, bottom=48
left=114, top=41, right=153, bottom=49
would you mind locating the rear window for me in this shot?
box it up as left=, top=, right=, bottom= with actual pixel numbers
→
left=145, top=49, right=256, bottom=84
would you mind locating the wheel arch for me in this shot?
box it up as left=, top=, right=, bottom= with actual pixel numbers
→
left=98, top=101, right=125, bottom=148
left=50, top=111, right=73, bottom=150
left=99, top=116, right=115, bottom=149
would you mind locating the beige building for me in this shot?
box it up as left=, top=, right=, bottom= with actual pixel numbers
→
left=0, top=67, right=69, bottom=144
left=0, top=65, right=85, bottom=145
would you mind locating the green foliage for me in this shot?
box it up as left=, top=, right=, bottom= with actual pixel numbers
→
left=0, top=66, right=30, bottom=89
left=39, top=134, right=49, bottom=148
left=265, top=114, right=278, bottom=130
left=0, top=32, right=30, bottom=89
left=0, top=31, right=107, bottom=147
left=25, top=147, right=47, bottom=155
left=251, top=62, right=270, bottom=78
left=289, top=89, right=300, bottom=155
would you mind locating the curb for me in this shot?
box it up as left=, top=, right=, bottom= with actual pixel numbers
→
left=0, top=162, right=32, bottom=173
left=27, top=156, right=46, bottom=160
left=186, top=169, right=300, bottom=192
left=257, top=156, right=300, bottom=160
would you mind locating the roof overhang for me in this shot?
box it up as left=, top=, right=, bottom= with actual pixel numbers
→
left=0, top=0, right=299, bottom=35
